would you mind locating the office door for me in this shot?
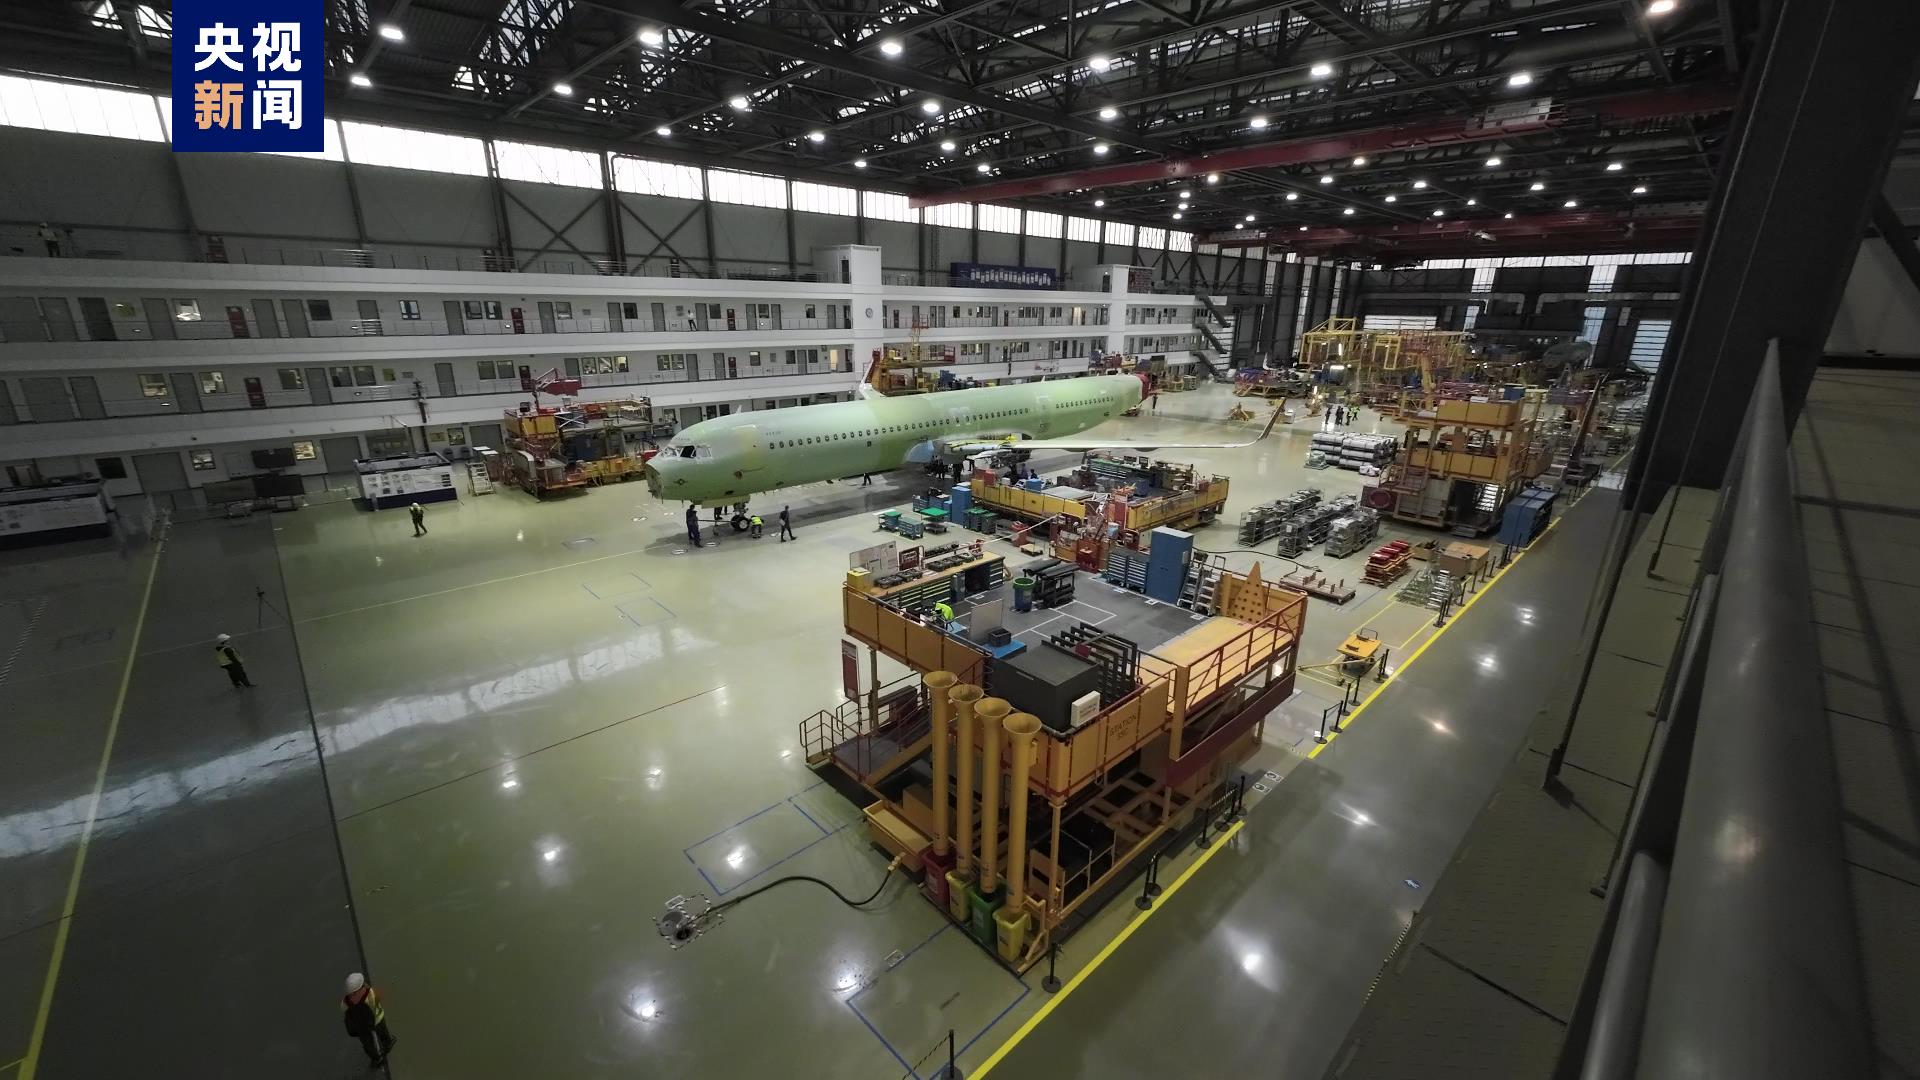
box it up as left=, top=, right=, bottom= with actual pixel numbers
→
left=356, top=299, right=383, bottom=335
left=649, top=302, right=665, bottom=331
left=21, top=377, right=73, bottom=421
left=142, top=297, right=176, bottom=340
left=69, top=376, right=105, bottom=419
left=226, top=306, right=250, bottom=338
left=443, top=300, right=464, bottom=333
left=434, top=362, right=457, bottom=396
left=39, top=298, right=77, bottom=341
left=537, top=301, right=556, bottom=333
left=607, top=302, right=623, bottom=332
left=132, top=452, right=187, bottom=493
left=725, top=307, right=736, bottom=330
left=727, top=356, right=738, bottom=379
left=280, top=299, right=308, bottom=337
left=169, top=372, right=202, bottom=413
left=305, top=367, right=331, bottom=405
left=78, top=297, right=115, bottom=340
left=468, top=423, right=503, bottom=451
left=251, top=299, right=279, bottom=337
left=319, top=436, right=363, bottom=476
left=242, top=376, right=266, bottom=408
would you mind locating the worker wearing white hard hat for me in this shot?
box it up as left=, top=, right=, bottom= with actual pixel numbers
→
left=340, top=972, right=396, bottom=1065
left=213, top=633, right=253, bottom=689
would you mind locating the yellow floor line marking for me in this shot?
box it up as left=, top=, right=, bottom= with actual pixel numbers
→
left=1298, top=669, right=1348, bottom=691
left=18, top=534, right=165, bottom=1080
left=971, top=819, right=1246, bottom=1078
left=296, top=545, right=649, bottom=624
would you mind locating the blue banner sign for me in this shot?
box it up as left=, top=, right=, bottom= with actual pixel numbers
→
left=171, top=0, right=323, bottom=152
left=949, top=262, right=1059, bottom=289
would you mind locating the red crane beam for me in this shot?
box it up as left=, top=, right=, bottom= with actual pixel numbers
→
left=909, top=84, right=1737, bottom=208
left=1203, top=211, right=1702, bottom=259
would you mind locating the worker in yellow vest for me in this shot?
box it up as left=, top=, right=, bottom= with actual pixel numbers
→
left=932, top=600, right=955, bottom=626
left=749, top=513, right=764, bottom=539
left=341, top=972, right=396, bottom=1066
left=214, top=633, right=253, bottom=689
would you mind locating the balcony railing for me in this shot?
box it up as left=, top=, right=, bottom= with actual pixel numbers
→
left=7, top=247, right=826, bottom=281
left=0, top=314, right=850, bottom=346
left=1554, top=341, right=1869, bottom=1079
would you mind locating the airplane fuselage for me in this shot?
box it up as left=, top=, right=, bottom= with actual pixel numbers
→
left=645, top=373, right=1145, bottom=506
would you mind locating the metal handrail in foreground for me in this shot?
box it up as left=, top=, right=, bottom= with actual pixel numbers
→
left=1569, top=342, right=1871, bottom=1078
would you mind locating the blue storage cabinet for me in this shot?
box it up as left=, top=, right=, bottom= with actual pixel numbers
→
left=1144, top=527, right=1194, bottom=604
left=1497, top=488, right=1557, bottom=547
left=949, top=484, right=972, bottom=518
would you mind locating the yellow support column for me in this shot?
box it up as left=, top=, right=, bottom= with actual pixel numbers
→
left=945, top=684, right=983, bottom=923
left=969, top=696, right=1012, bottom=945
left=995, top=711, right=1041, bottom=962
left=923, top=671, right=958, bottom=909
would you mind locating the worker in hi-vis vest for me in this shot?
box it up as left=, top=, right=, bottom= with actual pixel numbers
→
left=340, top=972, right=396, bottom=1066
left=933, top=600, right=955, bottom=626
left=214, top=633, right=253, bottom=689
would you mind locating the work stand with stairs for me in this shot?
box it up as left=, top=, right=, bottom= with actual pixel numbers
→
left=1192, top=294, right=1237, bottom=376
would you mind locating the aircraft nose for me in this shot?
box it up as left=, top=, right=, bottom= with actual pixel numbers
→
left=644, top=456, right=668, bottom=498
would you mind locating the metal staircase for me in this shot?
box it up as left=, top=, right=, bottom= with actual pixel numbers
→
left=797, top=677, right=933, bottom=786
left=1193, top=295, right=1236, bottom=374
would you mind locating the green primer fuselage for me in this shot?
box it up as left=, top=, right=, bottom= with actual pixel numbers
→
left=645, top=373, right=1145, bottom=506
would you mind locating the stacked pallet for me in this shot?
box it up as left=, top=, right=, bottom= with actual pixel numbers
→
left=1236, top=488, right=1322, bottom=545
left=1330, top=433, right=1399, bottom=471
left=1322, top=508, right=1382, bottom=558
left=1363, top=540, right=1413, bottom=585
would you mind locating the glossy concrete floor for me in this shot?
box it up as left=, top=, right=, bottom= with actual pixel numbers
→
left=1, top=384, right=1511, bottom=1079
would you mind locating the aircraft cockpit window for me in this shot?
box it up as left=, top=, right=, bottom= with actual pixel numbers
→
left=679, top=445, right=714, bottom=460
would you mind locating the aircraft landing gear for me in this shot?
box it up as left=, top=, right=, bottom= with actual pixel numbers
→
left=727, top=501, right=752, bottom=533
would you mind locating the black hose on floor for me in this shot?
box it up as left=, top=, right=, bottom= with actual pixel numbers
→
left=709, top=856, right=903, bottom=916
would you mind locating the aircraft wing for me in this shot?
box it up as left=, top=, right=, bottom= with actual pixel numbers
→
left=946, top=405, right=1284, bottom=454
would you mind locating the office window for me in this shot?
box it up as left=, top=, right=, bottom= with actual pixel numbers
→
left=707, top=168, right=789, bottom=209
left=111, top=301, right=138, bottom=318
left=555, top=302, right=573, bottom=318
left=926, top=203, right=972, bottom=229
left=1026, top=211, right=1063, bottom=239
left=308, top=299, right=332, bottom=321
left=749, top=351, right=762, bottom=366
left=978, top=204, right=1022, bottom=234
left=382, top=368, right=399, bottom=384
left=862, top=191, right=918, bottom=223
left=493, top=139, right=604, bottom=188
left=399, top=300, right=421, bottom=320
left=612, top=156, right=704, bottom=200
left=94, top=456, right=128, bottom=480
left=189, top=450, right=215, bottom=471
left=138, top=373, right=168, bottom=397
left=463, top=300, right=484, bottom=319
left=328, top=367, right=354, bottom=387
left=277, top=368, right=304, bottom=390
left=793, top=181, right=857, bottom=216
left=0, top=73, right=165, bottom=142
left=292, top=441, right=317, bottom=460
left=173, top=299, right=201, bottom=322
left=484, top=301, right=503, bottom=320
left=352, top=365, right=377, bottom=386
left=341, top=120, right=488, bottom=176
left=804, top=304, right=817, bottom=319
left=199, top=371, right=225, bottom=394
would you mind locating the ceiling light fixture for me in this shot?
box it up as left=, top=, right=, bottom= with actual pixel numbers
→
left=378, top=24, right=405, bottom=41
left=1172, top=212, right=1183, bottom=220
left=1563, top=199, right=1579, bottom=208
left=1088, top=54, right=1112, bottom=72
left=1206, top=172, right=1219, bottom=184
left=1508, top=71, right=1534, bottom=88
left=1351, top=155, right=1367, bottom=167
left=1177, top=189, right=1190, bottom=199
left=807, top=130, right=825, bottom=143
left=879, top=38, right=903, bottom=56
left=1319, top=175, right=1333, bottom=185
left=921, top=100, right=941, bottom=115
left=1466, top=198, right=1478, bottom=206
left=1094, top=199, right=1106, bottom=207
left=350, top=73, right=373, bottom=88
left=1384, top=194, right=1397, bottom=202
left=1632, top=184, right=1648, bottom=195
left=1244, top=214, right=1256, bottom=222
left=1343, top=207, right=1356, bottom=216
left=728, top=95, right=750, bottom=110
left=1099, top=106, right=1118, bottom=119
left=1504, top=211, right=1515, bottom=219
left=1285, top=192, right=1298, bottom=201
left=939, top=139, right=956, bottom=152
left=1411, top=179, right=1428, bottom=189
left=1648, top=0, right=1677, bottom=14
left=1432, top=209, right=1445, bottom=217
left=1310, top=62, right=1334, bottom=78
left=655, top=125, right=671, bottom=137
left=638, top=28, right=665, bottom=46
left=1298, top=225, right=1309, bottom=232
left=1485, top=155, right=1502, bottom=167
left=1529, top=181, right=1545, bottom=191
left=1093, top=142, right=1109, bottom=155
left=976, top=163, right=991, bottom=173
left=1249, top=115, right=1268, bottom=129
left=553, top=82, right=574, bottom=96
left=1606, top=161, right=1624, bottom=171
left=853, top=158, right=867, bottom=168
